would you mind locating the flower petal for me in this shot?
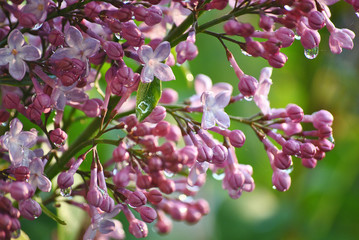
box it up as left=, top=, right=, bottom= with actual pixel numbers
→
left=36, top=175, right=52, bottom=192
left=18, top=131, right=37, bottom=148
left=141, top=65, right=154, bottom=83
left=254, top=95, right=271, bottom=115
left=194, top=74, right=212, bottom=95
left=201, top=109, right=215, bottom=130
left=153, top=41, right=171, bottom=62
left=0, top=48, right=11, bottom=65
left=9, top=57, right=26, bottom=80
left=103, top=205, right=122, bottom=219
left=258, top=67, right=273, bottom=83
left=82, top=38, right=100, bottom=58
left=201, top=91, right=215, bottom=108
left=153, top=63, right=175, bottom=81
left=214, top=91, right=231, bottom=108
left=212, top=82, right=233, bottom=95
left=65, top=26, right=83, bottom=48
left=83, top=224, right=97, bottom=240
left=30, top=158, right=44, bottom=174
left=10, top=118, right=23, bottom=136
left=8, top=29, right=25, bottom=49
left=18, top=45, right=41, bottom=61
left=9, top=143, right=23, bottom=165
left=51, top=47, right=77, bottom=60
left=99, top=219, right=116, bottom=234
left=213, top=109, right=230, bottom=129
left=66, top=89, right=89, bottom=103
left=138, top=45, right=153, bottom=63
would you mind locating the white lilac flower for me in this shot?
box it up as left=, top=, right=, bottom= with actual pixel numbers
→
left=0, top=118, right=37, bottom=166
left=84, top=205, right=123, bottom=240
left=138, top=41, right=175, bottom=83
left=201, top=90, right=231, bottom=130
left=253, top=67, right=273, bottom=115
left=0, top=29, right=41, bottom=80
left=29, top=158, right=52, bottom=192
left=51, top=26, right=100, bottom=74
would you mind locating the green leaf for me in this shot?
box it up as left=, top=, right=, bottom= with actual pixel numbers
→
left=136, top=77, right=162, bottom=122
left=11, top=230, right=30, bottom=240
left=39, top=202, right=67, bottom=225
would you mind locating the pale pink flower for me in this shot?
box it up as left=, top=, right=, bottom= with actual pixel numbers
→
left=253, top=67, right=273, bottom=115
left=138, top=41, right=175, bottom=83
left=0, top=29, right=41, bottom=80
left=0, top=118, right=37, bottom=166
left=29, top=158, right=52, bottom=192
left=329, top=28, right=355, bottom=54
left=201, top=91, right=231, bottom=129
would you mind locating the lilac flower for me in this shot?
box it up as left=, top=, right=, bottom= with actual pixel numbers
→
left=21, top=0, right=49, bottom=22
left=329, top=28, right=355, bottom=54
left=0, top=29, right=41, bottom=80
left=201, top=91, right=231, bottom=129
left=253, top=67, right=273, bottom=115
left=29, top=158, right=52, bottom=192
left=138, top=41, right=175, bottom=83
left=51, top=26, right=100, bottom=74
left=84, top=205, right=123, bottom=240
left=0, top=118, right=37, bottom=166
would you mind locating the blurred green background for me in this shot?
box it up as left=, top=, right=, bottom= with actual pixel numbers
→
left=20, top=2, right=359, bottom=240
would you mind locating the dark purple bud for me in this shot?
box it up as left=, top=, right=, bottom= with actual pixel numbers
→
left=259, top=15, right=274, bottom=31
left=145, top=6, right=162, bottom=26
left=152, top=121, right=170, bottom=137
left=283, top=139, right=301, bottom=156
left=312, top=110, right=334, bottom=129
left=245, top=41, right=264, bottom=57
left=272, top=170, right=291, bottom=192
left=117, top=7, right=133, bottom=22
left=19, top=199, right=41, bottom=220
left=314, top=150, right=325, bottom=160
left=137, top=206, right=157, bottom=223
left=146, top=189, right=163, bottom=204
left=274, top=27, right=295, bottom=48
left=11, top=166, right=30, bottom=181
left=274, top=152, right=292, bottom=169
left=133, top=123, right=150, bottom=137
left=176, top=40, right=198, bottom=64
left=111, top=79, right=125, bottom=96
left=224, top=20, right=241, bottom=35
left=136, top=175, right=152, bottom=189
left=212, top=145, right=228, bottom=165
left=300, top=143, right=317, bottom=158
left=124, top=115, right=138, bottom=131
left=129, top=219, right=148, bottom=238
left=9, top=182, right=34, bottom=200
left=159, top=179, right=175, bottom=194
left=84, top=1, right=101, bottom=19
left=57, top=171, right=74, bottom=189
left=82, top=99, right=101, bottom=117
left=3, top=92, right=21, bottom=109
left=228, top=169, right=245, bottom=190
left=87, top=188, right=104, bottom=207
left=134, top=6, right=147, bottom=21
left=0, top=213, right=11, bottom=230
left=105, top=65, right=118, bottom=84
left=286, top=104, right=304, bottom=122
left=308, top=11, right=325, bottom=30
left=238, top=75, right=258, bottom=97
left=128, top=190, right=147, bottom=207
left=99, top=195, right=115, bottom=213
left=148, top=157, right=163, bottom=172
left=264, top=37, right=282, bottom=54
left=302, top=158, right=317, bottom=168
left=34, top=93, right=51, bottom=111
left=0, top=109, right=10, bottom=123
left=50, top=128, right=67, bottom=145
left=268, top=52, right=288, bottom=68
left=194, top=199, right=210, bottom=215
left=113, top=145, right=130, bottom=162
left=208, top=0, right=229, bottom=10
left=48, top=29, right=64, bottom=46
left=122, top=21, right=144, bottom=47
left=237, top=23, right=255, bottom=37
left=166, top=125, right=181, bottom=142
left=103, top=41, right=124, bottom=60
left=301, top=29, right=321, bottom=49
left=229, top=130, right=246, bottom=148
left=318, top=126, right=333, bottom=138
left=18, top=12, right=37, bottom=28
left=318, top=139, right=334, bottom=152
left=298, top=0, right=315, bottom=13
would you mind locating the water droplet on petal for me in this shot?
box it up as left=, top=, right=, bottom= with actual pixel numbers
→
left=272, top=185, right=277, bottom=190
left=283, top=165, right=294, bottom=174
left=244, top=96, right=253, bottom=101
left=212, top=172, right=225, bottom=180
left=294, top=34, right=301, bottom=40
left=164, top=170, right=174, bottom=178
left=115, top=33, right=122, bottom=40
left=33, top=215, right=38, bottom=219
left=327, top=135, right=335, bottom=144
left=1, top=122, right=7, bottom=126
left=284, top=5, right=293, bottom=11
left=304, top=47, right=319, bottom=59
left=60, top=187, right=72, bottom=197
left=32, top=23, right=43, bottom=30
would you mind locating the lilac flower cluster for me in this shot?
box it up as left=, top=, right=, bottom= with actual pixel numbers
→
left=0, top=0, right=356, bottom=239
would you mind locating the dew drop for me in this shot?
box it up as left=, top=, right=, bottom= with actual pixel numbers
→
left=304, top=47, right=319, bottom=59
left=60, top=187, right=72, bottom=197
left=283, top=165, right=294, bottom=174
left=272, top=185, right=277, bottom=190
left=294, top=34, right=301, bottom=40
left=212, top=172, right=225, bottom=181
left=327, top=135, right=335, bottom=144
left=33, top=215, right=38, bottom=219
left=244, top=96, right=253, bottom=101
left=187, top=184, right=200, bottom=192
left=11, top=229, right=20, bottom=238
left=241, top=50, right=252, bottom=57
left=164, top=170, right=174, bottom=178
left=114, top=33, right=122, bottom=40
left=356, top=12, right=359, bottom=18
left=284, top=5, right=293, bottom=11
left=1, top=122, right=6, bottom=126
left=32, top=23, right=43, bottom=30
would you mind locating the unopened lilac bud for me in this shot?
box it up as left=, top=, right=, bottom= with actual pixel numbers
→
left=105, top=65, right=118, bottom=84
left=314, top=150, right=325, bottom=160
left=129, top=219, right=148, bottom=238
left=124, top=115, right=138, bottom=131
left=238, top=23, right=255, bottom=37
left=312, top=110, right=333, bottom=129
left=0, top=109, right=9, bottom=123
left=152, top=121, right=170, bottom=137
left=212, top=145, right=228, bottom=165
left=133, top=123, right=150, bottom=137
left=0, top=213, right=11, bottom=231
left=136, top=175, right=152, bottom=189
left=50, top=128, right=67, bottom=145
left=103, top=41, right=124, bottom=60
left=208, top=0, right=229, bottom=10
left=301, top=29, right=321, bottom=49
left=318, top=126, right=332, bottom=138
left=87, top=188, right=104, bottom=207
left=283, top=139, right=300, bottom=156
left=147, top=189, right=163, bottom=204
left=286, top=104, right=304, bottom=122
left=48, top=29, right=64, bottom=46
left=238, top=75, right=258, bottom=97
left=159, top=179, right=175, bottom=194
left=302, top=158, right=317, bottom=168
left=272, top=170, right=291, bottom=192
left=228, top=169, right=245, bottom=190
left=259, top=15, right=274, bottom=31
left=9, top=182, right=34, bottom=200
left=3, top=92, right=20, bottom=109
left=57, top=171, right=74, bottom=189
left=229, top=130, right=246, bottom=148
left=166, top=125, right=181, bottom=142
left=128, top=190, right=147, bottom=207
left=111, top=79, right=125, bottom=96
left=82, top=99, right=101, bottom=117
left=159, top=88, right=178, bottom=104
left=274, top=152, right=292, bottom=169
left=143, top=106, right=166, bottom=123
left=274, top=27, right=295, bottom=48
left=194, top=199, right=210, bottom=215
left=84, top=1, right=101, bottom=19
left=11, top=166, right=30, bottom=181
left=308, top=11, right=325, bottom=30
left=145, top=6, right=162, bottom=26
left=34, top=94, right=51, bottom=111
left=113, top=145, right=129, bottom=162
left=170, top=202, right=188, bottom=221
left=18, top=12, right=37, bottom=28
left=318, top=139, right=334, bottom=152
left=19, top=199, right=41, bottom=220
left=155, top=212, right=172, bottom=234
left=178, top=145, right=198, bottom=165
left=298, top=0, right=315, bottom=13
left=137, top=206, right=157, bottom=223
left=113, top=167, right=130, bottom=187
left=186, top=207, right=202, bottom=224
left=224, top=20, right=241, bottom=35
left=264, top=37, right=281, bottom=54
left=122, top=21, right=144, bottom=47
left=134, top=6, right=147, bottom=21
left=176, top=40, right=198, bottom=64
left=148, top=157, right=163, bottom=172
left=245, top=41, right=264, bottom=57
left=300, top=143, right=316, bottom=158
left=99, top=195, right=115, bottom=213
left=268, top=52, right=287, bottom=68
